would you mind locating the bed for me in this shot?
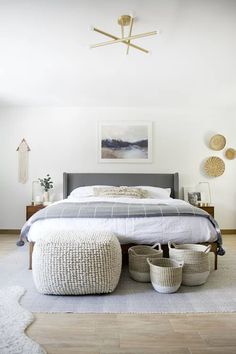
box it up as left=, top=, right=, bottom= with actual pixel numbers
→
left=20, top=172, right=222, bottom=269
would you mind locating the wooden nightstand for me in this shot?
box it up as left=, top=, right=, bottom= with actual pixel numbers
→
left=26, top=204, right=45, bottom=270
left=26, top=204, right=45, bottom=220
left=198, top=205, right=214, bottom=218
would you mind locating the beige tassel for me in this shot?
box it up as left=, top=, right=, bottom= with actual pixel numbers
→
left=16, top=139, right=30, bottom=184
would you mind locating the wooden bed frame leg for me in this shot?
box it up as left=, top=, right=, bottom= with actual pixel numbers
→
left=215, top=254, right=218, bottom=270
left=214, top=248, right=218, bottom=270
left=210, top=242, right=218, bottom=270
left=29, top=242, right=34, bottom=270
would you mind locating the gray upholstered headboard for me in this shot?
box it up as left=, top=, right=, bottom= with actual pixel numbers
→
left=63, top=173, right=179, bottom=199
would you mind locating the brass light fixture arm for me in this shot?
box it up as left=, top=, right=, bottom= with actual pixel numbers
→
left=93, top=27, right=149, bottom=53
left=121, top=23, right=124, bottom=39
left=91, top=31, right=157, bottom=48
left=126, top=16, right=134, bottom=55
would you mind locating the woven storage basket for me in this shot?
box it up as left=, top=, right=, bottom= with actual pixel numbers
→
left=147, top=258, right=183, bottom=294
left=168, top=242, right=211, bottom=286
left=128, top=243, right=163, bottom=282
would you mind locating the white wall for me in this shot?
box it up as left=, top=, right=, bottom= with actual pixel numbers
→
left=0, top=0, right=236, bottom=107
left=0, top=107, right=235, bottom=229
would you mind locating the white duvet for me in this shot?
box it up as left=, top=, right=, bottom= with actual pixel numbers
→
left=27, top=197, right=217, bottom=244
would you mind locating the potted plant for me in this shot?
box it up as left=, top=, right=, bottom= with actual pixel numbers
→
left=38, top=174, right=53, bottom=205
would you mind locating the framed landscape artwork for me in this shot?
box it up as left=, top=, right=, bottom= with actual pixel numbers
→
left=98, top=121, right=152, bottom=163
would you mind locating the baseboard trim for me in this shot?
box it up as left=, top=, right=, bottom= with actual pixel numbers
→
left=0, top=229, right=21, bottom=234
left=221, top=229, right=236, bottom=235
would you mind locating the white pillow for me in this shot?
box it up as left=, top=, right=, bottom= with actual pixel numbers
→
left=93, top=186, right=148, bottom=199
left=135, top=186, right=171, bottom=199
left=69, top=185, right=171, bottom=199
left=69, top=185, right=111, bottom=198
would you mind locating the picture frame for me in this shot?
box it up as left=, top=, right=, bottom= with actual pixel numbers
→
left=184, top=186, right=202, bottom=206
left=98, top=121, right=152, bottom=163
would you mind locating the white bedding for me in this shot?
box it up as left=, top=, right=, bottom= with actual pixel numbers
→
left=27, top=197, right=217, bottom=245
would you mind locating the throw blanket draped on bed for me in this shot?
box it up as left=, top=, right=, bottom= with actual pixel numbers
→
left=17, top=202, right=224, bottom=254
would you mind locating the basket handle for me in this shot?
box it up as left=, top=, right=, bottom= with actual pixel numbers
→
left=204, top=245, right=211, bottom=254
left=152, top=242, right=162, bottom=250
left=179, top=261, right=184, bottom=267
left=168, top=241, right=177, bottom=249
left=128, top=247, right=137, bottom=255
left=146, top=258, right=152, bottom=266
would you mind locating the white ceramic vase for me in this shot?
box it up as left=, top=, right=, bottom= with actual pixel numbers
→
left=43, top=191, right=49, bottom=205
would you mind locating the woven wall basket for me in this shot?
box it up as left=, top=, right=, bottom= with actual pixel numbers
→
left=209, top=134, right=226, bottom=151
left=204, top=156, right=225, bottom=177
left=225, top=148, right=236, bottom=160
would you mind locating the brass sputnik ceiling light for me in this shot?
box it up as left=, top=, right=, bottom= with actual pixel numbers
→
left=91, top=15, right=158, bottom=54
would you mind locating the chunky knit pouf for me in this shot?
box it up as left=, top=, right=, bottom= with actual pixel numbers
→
left=32, top=231, right=122, bottom=295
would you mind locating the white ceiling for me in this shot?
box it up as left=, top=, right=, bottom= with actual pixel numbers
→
left=0, top=0, right=235, bottom=107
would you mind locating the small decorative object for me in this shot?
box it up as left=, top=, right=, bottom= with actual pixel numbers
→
left=187, top=192, right=201, bottom=206
left=209, top=134, right=226, bottom=151
left=147, top=257, right=183, bottom=293
left=184, top=187, right=201, bottom=206
left=32, top=181, right=43, bottom=205
left=38, top=174, right=53, bottom=205
left=128, top=243, right=163, bottom=282
left=225, top=148, right=236, bottom=160
left=204, top=156, right=225, bottom=177
left=168, top=242, right=211, bottom=286
left=16, top=138, right=31, bottom=184
left=98, top=121, right=152, bottom=163
left=91, top=15, right=158, bottom=55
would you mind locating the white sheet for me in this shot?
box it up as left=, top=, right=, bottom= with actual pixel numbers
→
left=27, top=197, right=217, bottom=244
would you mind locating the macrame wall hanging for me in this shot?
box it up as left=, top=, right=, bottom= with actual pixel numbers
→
left=16, top=138, right=31, bottom=184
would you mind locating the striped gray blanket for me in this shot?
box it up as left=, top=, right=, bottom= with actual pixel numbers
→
left=18, top=201, right=224, bottom=254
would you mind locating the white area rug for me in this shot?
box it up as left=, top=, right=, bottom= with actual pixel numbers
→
left=0, top=245, right=236, bottom=313
left=0, top=285, right=46, bottom=354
